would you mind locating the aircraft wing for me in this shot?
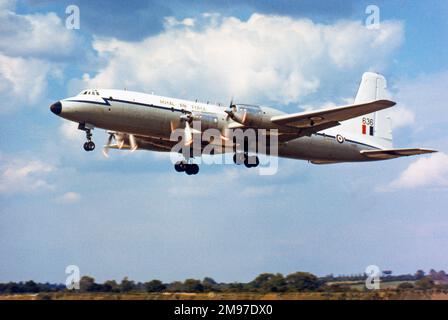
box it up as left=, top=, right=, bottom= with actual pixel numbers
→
left=270, top=100, right=396, bottom=131
left=360, top=148, right=437, bottom=159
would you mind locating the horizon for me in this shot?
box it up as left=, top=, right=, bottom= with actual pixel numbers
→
left=1, top=0, right=447, bottom=284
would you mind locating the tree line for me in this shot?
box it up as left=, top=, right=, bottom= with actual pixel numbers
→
left=1, top=269, right=447, bottom=294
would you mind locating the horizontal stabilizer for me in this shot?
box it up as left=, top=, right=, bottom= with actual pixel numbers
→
left=360, top=148, right=437, bottom=159
left=311, top=160, right=343, bottom=165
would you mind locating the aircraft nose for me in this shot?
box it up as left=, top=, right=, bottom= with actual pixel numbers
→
left=50, top=101, right=62, bottom=115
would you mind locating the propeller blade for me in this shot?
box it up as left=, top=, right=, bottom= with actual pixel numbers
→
left=129, top=134, right=138, bottom=152
left=102, top=133, right=115, bottom=158
left=220, top=127, right=230, bottom=142
left=184, top=121, right=193, bottom=146
left=114, top=133, right=125, bottom=149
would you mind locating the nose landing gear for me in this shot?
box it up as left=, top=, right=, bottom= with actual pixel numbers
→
left=78, top=123, right=95, bottom=152
left=83, top=140, right=95, bottom=151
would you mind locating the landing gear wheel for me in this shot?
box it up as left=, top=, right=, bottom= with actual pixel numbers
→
left=190, top=164, right=199, bottom=175
left=244, top=155, right=260, bottom=168
left=87, top=141, right=95, bottom=151
left=174, top=161, right=186, bottom=172
left=83, top=141, right=95, bottom=151
left=84, top=141, right=95, bottom=151
left=184, top=163, right=199, bottom=175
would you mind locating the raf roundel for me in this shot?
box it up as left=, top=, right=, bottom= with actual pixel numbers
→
left=336, top=134, right=345, bottom=144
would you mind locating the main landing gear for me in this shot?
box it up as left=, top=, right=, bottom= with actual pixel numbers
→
left=174, top=161, right=199, bottom=175
left=83, top=140, right=95, bottom=151
left=233, top=153, right=260, bottom=168
left=79, top=124, right=95, bottom=152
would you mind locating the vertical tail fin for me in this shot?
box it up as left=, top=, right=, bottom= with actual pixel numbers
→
left=340, top=72, right=393, bottom=149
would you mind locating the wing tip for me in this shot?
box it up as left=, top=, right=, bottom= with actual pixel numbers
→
left=376, top=99, right=396, bottom=107
left=361, top=148, right=438, bottom=159
left=419, top=148, right=438, bottom=154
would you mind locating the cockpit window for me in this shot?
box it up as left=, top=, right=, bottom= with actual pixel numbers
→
left=78, top=89, right=100, bottom=96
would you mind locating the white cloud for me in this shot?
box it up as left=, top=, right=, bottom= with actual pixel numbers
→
left=386, top=105, right=415, bottom=129
left=0, top=5, right=78, bottom=59
left=0, top=4, right=80, bottom=112
left=73, top=14, right=403, bottom=106
left=55, top=191, right=81, bottom=204
left=0, top=157, right=55, bottom=194
left=0, top=53, right=58, bottom=112
left=385, top=152, right=448, bottom=190
left=59, top=121, right=82, bottom=141
left=164, top=16, right=195, bottom=28
left=0, top=0, right=15, bottom=11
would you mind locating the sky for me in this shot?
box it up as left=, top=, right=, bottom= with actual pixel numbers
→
left=0, top=0, right=447, bottom=284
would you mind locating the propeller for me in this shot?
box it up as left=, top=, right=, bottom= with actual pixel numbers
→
left=220, top=127, right=231, bottom=142
left=183, top=119, right=193, bottom=146
left=224, top=98, right=247, bottom=124
left=224, top=97, right=235, bottom=120
left=102, top=132, right=115, bottom=158
left=116, top=133, right=125, bottom=149
left=129, top=134, right=138, bottom=152
left=102, top=132, right=137, bottom=157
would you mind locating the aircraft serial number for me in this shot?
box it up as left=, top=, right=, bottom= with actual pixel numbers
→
left=362, top=117, right=374, bottom=126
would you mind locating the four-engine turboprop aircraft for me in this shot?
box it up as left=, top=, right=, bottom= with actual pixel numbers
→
left=50, top=72, right=436, bottom=175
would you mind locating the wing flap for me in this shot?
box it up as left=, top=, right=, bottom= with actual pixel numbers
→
left=271, top=99, right=395, bottom=129
left=360, top=148, right=437, bottom=159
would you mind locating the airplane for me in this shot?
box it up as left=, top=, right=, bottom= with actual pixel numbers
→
left=50, top=72, right=436, bottom=175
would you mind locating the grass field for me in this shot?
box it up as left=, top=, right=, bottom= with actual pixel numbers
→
left=1, top=291, right=447, bottom=300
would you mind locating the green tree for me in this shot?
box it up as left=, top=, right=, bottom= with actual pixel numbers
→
left=415, top=270, right=425, bottom=280
left=79, top=276, right=96, bottom=292
left=415, top=277, right=435, bottom=290
left=167, top=281, right=185, bottom=292
left=184, top=279, right=204, bottom=293
left=202, top=277, right=218, bottom=292
left=24, top=280, right=40, bottom=293
left=250, top=273, right=286, bottom=292
left=285, top=272, right=321, bottom=292
left=102, top=280, right=119, bottom=293
left=144, top=280, right=166, bottom=293
left=119, top=277, right=136, bottom=293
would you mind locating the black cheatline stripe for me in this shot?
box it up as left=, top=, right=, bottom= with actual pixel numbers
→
left=315, top=133, right=381, bottom=150
left=65, top=97, right=184, bottom=113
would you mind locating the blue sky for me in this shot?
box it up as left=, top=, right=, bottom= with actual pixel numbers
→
left=1, top=0, right=447, bottom=284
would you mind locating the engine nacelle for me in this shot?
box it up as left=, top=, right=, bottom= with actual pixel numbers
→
left=231, top=104, right=269, bottom=128
left=191, top=112, right=219, bottom=131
